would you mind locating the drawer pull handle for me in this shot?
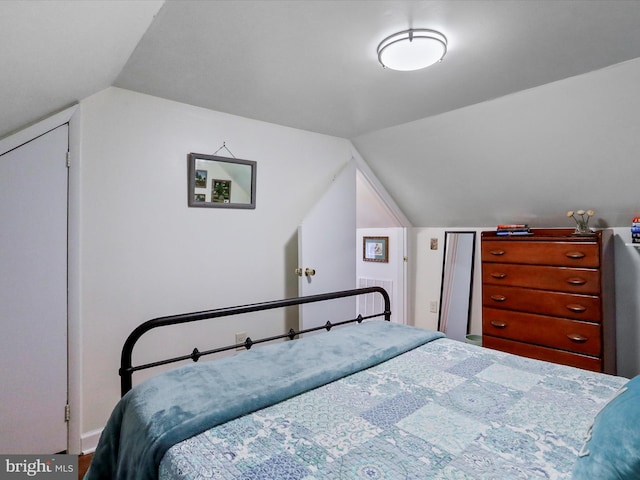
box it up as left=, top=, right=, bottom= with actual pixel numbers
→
left=490, top=320, right=507, bottom=329
left=567, top=333, right=589, bottom=343
left=567, top=277, right=587, bottom=285
left=489, top=249, right=506, bottom=256
left=565, top=251, right=586, bottom=259
left=490, top=272, right=507, bottom=279
left=490, top=294, right=507, bottom=302
left=566, top=304, right=587, bottom=313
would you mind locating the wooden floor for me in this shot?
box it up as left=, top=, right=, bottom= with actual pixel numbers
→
left=78, top=454, right=92, bottom=479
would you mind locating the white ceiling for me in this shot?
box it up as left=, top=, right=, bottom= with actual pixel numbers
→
left=3, top=0, right=640, bottom=227
left=114, top=0, right=640, bottom=138
left=0, top=0, right=163, bottom=138
left=3, top=0, right=640, bottom=140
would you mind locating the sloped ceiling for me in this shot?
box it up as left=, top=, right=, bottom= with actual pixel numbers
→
left=3, top=0, right=640, bottom=227
left=114, top=0, right=640, bottom=139
left=0, top=0, right=163, bottom=138
left=353, top=57, right=640, bottom=228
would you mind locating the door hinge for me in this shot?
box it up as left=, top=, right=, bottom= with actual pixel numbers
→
left=65, top=404, right=70, bottom=422
left=66, top=151, right=71, bottom=168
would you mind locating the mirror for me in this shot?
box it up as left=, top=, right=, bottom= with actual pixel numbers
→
left=188, top=152, right=256, bottom=209
left=438, top=231, right=476, bottom=342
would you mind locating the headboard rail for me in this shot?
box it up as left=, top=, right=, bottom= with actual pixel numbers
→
left=119, top=287, right=391, bottom=395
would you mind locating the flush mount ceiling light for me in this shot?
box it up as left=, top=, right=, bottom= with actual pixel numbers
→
left=377, top=28, right=447, bottom=71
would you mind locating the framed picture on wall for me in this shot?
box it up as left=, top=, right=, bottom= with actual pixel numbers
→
left=211, top=179, right=231, bottom=203
left=363, top=236, right=389, bottom=263
left=188, top=152, right=256, bottom=209
left=195, top=169, right=207, bottom=188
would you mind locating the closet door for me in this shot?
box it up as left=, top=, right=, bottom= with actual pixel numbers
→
left=298, top=161, right=356, bottom=331
left=0, top=124, right=68, bottom=453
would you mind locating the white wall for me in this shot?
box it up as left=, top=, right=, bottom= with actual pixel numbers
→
left=612, top=229, right=640, bottom=378
left=411, top=227, right=640, bottom=379
left=356, top=169, right=402, bottom=228
left=410, top=227, right=484, bottom=334
left=78, top=87, right=354, bottom=446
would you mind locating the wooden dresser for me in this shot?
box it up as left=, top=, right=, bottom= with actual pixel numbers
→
left=481, top=228, right=616, bottom=374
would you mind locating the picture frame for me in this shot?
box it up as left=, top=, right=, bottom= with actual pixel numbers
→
left=211, top=179, right=231, bottom=203
left=363, top=236, right=389, bottom=263
left=194, top=169, right=207, bottom=188
left=187, top=152, right=256, bottom=209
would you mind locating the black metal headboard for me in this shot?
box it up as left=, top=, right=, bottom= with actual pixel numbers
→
left=119, top=287, right=391, bottom=396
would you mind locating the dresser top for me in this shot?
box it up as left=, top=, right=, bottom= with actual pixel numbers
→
left=482, top=228, right=605, bottom=241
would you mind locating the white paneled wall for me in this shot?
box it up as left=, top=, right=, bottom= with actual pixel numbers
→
left=358, top=277, right=393, bottom=318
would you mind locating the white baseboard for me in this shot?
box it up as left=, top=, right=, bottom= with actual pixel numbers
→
left=81, top=428, right=102, bottom=455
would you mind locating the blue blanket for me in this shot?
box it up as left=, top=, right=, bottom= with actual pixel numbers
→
left=85, top=321, right=444, bottom=480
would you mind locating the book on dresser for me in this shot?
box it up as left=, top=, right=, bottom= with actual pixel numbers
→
left=481, top=228, right=616, bottom=374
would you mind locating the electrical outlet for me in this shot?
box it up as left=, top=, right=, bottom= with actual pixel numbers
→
left=235, top=332, right=247, bottom=351
left=429, top=301, right=438, bottom=313
left=430, top=238, right=438, bottom=250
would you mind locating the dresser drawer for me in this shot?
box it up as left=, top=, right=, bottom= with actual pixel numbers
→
left=482, top=263, right=601, bottom=294
left=482, top=308, right=601, bottom=356
left=482, top=241, right=599, bottom=267
left=483, top=284, right=601, bottom=321
left=482, top=336, right=603, bottom=372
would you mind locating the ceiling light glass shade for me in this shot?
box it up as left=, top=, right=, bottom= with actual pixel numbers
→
left=377, top=29, right=447, bottom=71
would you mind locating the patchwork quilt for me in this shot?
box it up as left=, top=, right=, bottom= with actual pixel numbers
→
left=86, top=321, right=442, bottom=480
left=159, top=338, right=626, bottom=479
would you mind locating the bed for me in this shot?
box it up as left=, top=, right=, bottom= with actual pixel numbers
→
left=86, top=287, right=640, bottom=479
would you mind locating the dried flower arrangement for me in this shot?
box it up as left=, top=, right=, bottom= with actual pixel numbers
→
left=566, top=209, right=595, bottom=234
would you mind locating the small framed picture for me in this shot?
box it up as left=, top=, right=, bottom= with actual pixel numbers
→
left=195, top=169, right=207, bottom=188
left=211, top=179, right=231, bottom=203
left=363, top=236, right=389, bottom=263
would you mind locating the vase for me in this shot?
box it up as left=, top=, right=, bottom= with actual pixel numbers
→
left=573, top=222, right=593, bottom=235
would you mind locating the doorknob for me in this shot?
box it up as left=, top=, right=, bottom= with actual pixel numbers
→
left=305, top=268, right=316, bottom=277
